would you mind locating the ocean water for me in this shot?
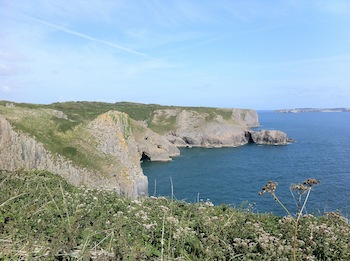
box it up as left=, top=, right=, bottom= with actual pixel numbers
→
left=141, top=111, right=350, bottom=216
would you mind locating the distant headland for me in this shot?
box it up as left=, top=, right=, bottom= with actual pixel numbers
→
left=276, top=108, right=350, bottom=113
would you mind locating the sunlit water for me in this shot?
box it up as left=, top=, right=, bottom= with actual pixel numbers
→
left=142, top=111, right=350, bottom=216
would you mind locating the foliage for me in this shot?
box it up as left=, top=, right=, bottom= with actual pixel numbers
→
left=1, top=170, right=349, bottom=260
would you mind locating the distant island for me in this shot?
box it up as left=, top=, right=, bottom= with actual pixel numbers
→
left=276, top=108, right=350, bottom=113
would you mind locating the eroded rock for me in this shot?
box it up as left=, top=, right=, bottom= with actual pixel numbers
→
left=249, top=130, right=294, bottom=145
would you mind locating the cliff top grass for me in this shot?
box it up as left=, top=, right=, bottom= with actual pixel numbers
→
left=1, top=169, right=349, bottom=260
left=0, top=103, right=118, bottom=171
left=0, top=100, right=247, bottom=129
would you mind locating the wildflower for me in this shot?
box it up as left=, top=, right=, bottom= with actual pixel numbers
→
left=166, top=216, right=179, bottom=225
left=135, top=210, right=149, bottom=221
left=259, top=181, right=278, bottom=195
left=77, top=203, right=86, bottom=209
left=159, top=205, right=170, bottom=213
left=132, top=199, right=141, bottom=205
left=143, top=222, right=157, bottom=230
left=205, top=199, right=214, bottom=207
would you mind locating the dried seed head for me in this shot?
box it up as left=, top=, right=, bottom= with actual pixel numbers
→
left=303, top=178, right=320, bottom=187
left=290, top=183, right=309, bottom=192
left=259, top=181, right=278, bottom=195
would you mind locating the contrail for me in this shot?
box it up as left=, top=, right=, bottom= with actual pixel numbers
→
left=26, top=15, right=150, bottom=59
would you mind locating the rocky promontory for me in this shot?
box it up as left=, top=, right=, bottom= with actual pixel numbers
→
left=248, top=130, right=294, bottom=145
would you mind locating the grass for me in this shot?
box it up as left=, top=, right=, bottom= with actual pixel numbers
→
left=1, top=100, right=250, bottom=130
left=1, top=170, right=349, bottom=260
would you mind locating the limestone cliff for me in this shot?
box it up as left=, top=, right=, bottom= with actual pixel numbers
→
left=149, top=108, right=259, bottom=147
left=0, top=108, right=147, bottom=197
left=131, top=119, right=180, bottom=161
left=88, top=111, right=147, bottom=197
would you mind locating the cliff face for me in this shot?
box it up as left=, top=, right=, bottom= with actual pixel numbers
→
left=150, top=108, right=259, bottom=147
left=0, top=109, right=147, bottom=197
left=249, top=130, right=294, bottom=145
left=88, top=111, right=147, bottom=197
left=131, top=119, right=180, bottom=161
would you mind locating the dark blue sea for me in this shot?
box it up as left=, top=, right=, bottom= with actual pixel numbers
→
left=142, top=111, right=350, bottom=217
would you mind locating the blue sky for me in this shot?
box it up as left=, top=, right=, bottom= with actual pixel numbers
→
left=1, top=0, right=350, bottom=109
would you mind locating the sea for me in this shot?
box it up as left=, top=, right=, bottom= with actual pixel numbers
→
left=141, top=111, right=350, bottom=217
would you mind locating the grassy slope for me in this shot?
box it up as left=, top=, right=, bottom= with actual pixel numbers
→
left=1, top=170, right=349, bottom=260
left=0, top=104, right=104, bottom=171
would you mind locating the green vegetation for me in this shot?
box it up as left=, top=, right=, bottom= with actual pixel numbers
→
left=1, top=170, right=349, bottom=260
left=1, top=100, right=243, bottom=130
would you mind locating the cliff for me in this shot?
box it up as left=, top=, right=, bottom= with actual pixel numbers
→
left=0, top=106, right=147, bottom=197
left=0, top=101, right=292, bottom=196
left=148, top=108, right=259, bottom=147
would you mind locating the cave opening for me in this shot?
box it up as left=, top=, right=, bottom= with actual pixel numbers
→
left=140, top=152, right=151, bottom=162
left=245, top=131, right=254, bottom=143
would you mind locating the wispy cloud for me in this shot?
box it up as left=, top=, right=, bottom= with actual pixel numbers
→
left=23, top=15, right=151, bottom=59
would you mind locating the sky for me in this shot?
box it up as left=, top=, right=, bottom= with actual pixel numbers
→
left=1, top=0, right=350, bottom=110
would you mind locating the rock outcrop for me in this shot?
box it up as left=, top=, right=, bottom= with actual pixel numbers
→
left=0, top=111, right=147, bottom=197
left=131, top=120, right=180, bottom=161
left=150, top=109, right=259, bottom=148
left=249, top=130, right=294, bottom=145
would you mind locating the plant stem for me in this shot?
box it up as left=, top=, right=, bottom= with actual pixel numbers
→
left=293, top=221, right=298, bottom=261
left=161, top=213, right=165, bottom=261
left=0, top=193, right=26, bottom=208
left=60, top=181, right=71, bottom=231
left=297, top=188, right=311, bottom=221
left=170, top=176, right=174, bottom=200
left=272, top=193, right=295, bottom=222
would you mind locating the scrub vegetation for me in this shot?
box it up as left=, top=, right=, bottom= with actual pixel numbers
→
left=1, top=170, right=349, bottom=260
